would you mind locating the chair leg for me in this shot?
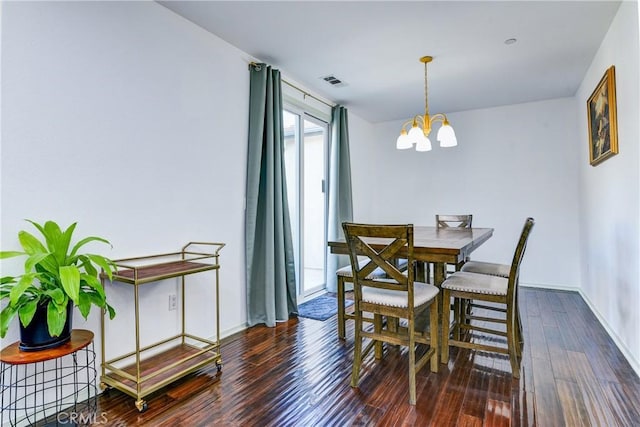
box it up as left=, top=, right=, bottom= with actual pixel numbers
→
left=462, top=298, right=472, bottom=326
left=453, top=298, right=462, bottom=340
left=506, top=304, right=521, bottom=379
left=408, top=317, right=417, bottom=405
left=430, top=300, right=439, bottom=371
left=517, top=310, right=524, bottom=354
left=351, top=305, right=363, bottom=388
left=515, top=293, right=524, bottom=357
left=388, top=316, right=399, bottom=333
left=441, top=289, right=451, bottom=363
left=337, top=276, right=347, bottom=340
left=513, top=306, right=523, bottom=357
left=374, top=314, right=383, bottom=359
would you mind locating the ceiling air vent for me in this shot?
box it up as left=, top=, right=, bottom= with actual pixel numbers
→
left=321, top=75, right=347, bottom=88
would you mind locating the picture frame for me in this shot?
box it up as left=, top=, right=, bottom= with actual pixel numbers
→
left=587, top=66, right=618, bottom=166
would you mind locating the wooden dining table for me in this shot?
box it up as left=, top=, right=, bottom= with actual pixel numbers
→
left=328, top=226, right=494, bottom=287
left=328, top=225, right=494, bottom=361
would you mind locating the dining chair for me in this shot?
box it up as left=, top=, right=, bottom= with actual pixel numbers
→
left=336, top=260, right=386, bottom=339
left=440, top=217, right=534, bottom=379
left=459, top=261, right=513, bottom=335
left=342, top=222, right=439, bottom=405
left=436, top=214, right=473, bottom=229
left=458, top=226, right=527, bottom=352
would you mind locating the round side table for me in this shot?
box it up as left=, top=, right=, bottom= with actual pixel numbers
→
left=1, top=329, right=98, bottom=426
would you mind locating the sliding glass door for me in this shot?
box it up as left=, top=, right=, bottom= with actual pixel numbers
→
left=283, top=109, right=328, bottom=298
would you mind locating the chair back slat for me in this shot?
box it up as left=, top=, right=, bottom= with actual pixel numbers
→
left=507, top=217, right=535, bottom=299
left=342, top=223, right=414, bottom=297
left=436, top=214, right=473, bottom=229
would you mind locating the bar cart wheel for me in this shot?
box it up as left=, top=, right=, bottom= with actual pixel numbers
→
left=100, top=382, right=112, bottom=397
left=135, top=399, right=148, bottom=412
left=216, top=360, right=223, bottom=372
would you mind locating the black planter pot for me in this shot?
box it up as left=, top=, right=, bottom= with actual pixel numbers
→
left=19, top=302, right=73, bottom=351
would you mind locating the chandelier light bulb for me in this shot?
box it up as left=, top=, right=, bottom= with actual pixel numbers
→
left=437, top=123, right=458, bottom=147
left=415, top=136, right=432, bottom=152
left=396, top=130, right=412, bottom=149
left=407, top=125, right=424, bottom=146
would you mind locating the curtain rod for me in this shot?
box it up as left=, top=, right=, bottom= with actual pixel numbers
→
left=282, top=79, right=335, bottom=109
left=250, top=62, right=335, bottom=109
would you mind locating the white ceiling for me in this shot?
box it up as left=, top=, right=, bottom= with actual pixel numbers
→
left=159, top=1, right=621, bottom=123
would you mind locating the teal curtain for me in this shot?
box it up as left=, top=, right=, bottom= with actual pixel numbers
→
left=245, top=63, right=297, bottom=327
left=325, top=105, right=354, bottom=293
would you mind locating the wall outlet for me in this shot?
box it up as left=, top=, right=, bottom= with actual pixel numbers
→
left=168, top=294, right=177, bottom=311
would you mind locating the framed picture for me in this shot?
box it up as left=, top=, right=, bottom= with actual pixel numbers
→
left=587, top=66, right=618, bottom=166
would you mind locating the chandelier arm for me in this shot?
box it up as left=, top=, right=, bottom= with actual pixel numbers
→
left=429, top=113, right=448, bottom=124
left=400, top=118, right=416, bottom=131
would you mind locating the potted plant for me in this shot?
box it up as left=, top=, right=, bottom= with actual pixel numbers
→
left=0, top=220, right=116, bottom=351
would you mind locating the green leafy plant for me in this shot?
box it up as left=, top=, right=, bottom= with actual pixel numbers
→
left=0, top=220, right=116, bottom=338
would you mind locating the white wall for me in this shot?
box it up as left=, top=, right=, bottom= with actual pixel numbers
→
left=576, top=0, right=640, bottom=373
left=1, top=1, right=249, bottom=362
left=355, top=98, right=582, bottom=288
left=346, top=111, right=377, bottom=222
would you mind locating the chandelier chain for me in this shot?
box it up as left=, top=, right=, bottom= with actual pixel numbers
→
left=424, top=60, right=429, bottom=117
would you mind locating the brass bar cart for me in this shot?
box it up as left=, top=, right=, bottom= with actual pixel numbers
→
left=100, top=242, right=225, bottom=412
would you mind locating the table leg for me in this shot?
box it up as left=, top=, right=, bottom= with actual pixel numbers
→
left=433, top=262, right=448, bottom=364
left=433, top=262, right=446, bottom=287
left=415, top=261, right=426, bottom=283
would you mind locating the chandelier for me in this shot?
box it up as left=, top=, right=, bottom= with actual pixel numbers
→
left=396, top=56, right=457, bottom=151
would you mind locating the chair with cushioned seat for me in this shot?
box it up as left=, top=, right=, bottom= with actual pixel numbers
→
left=460, top=261, right=512, bottom=329
left=440, top=217, right=534, bottom=379
left=343, top=222, right=439, bottom=405
left=459, top=237, right=522, bottom=349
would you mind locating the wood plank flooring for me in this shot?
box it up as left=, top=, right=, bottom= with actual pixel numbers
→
left=92, top=288, right=640, bottom=426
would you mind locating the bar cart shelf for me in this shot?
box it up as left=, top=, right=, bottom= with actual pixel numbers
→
left=100, top=242, right=225, bottom=412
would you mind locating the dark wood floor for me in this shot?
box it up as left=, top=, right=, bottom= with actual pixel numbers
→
left=93, top=287, right=640, bottom=426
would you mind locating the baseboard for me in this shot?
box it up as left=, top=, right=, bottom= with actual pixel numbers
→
left=521, top=282, right=640, bottom=378
left=298, top=289, right=328, bottom=304
left=576, top=289, right=640, bottom=378
left=195, top=323, right=249, bottom=348
left=220, top=323, right=248, bottom=341
left=520, top=281, right=581, bottom=292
